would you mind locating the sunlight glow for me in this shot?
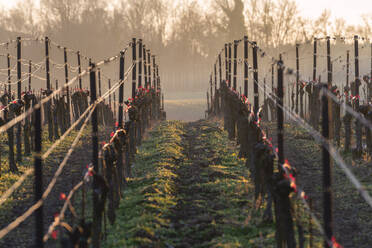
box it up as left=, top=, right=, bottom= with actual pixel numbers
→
left=0, top=0, right=370, bottom=26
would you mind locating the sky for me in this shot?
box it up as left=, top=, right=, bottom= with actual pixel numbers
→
left=297, top=0, right=371, bottom=26
left=0, top=0, right=371, bottom=26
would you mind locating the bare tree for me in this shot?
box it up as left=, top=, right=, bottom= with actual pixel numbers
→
left=271, top=0, right=298, bottom=47
left=312, top=9, right=332, bottom=37
left=215, top=0, right=246, bottom=40
left=2, top=0, right=38, bottom=36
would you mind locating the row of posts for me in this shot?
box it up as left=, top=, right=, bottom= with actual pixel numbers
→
left=211, top=36, right=369, bottom=122
left=210, top=37, right=259, bottom=114
left=29, top=37, right=162, bottom=247
left=208, top=35, right=370, bottom=248
left=6, top=37, right=160, bottom=144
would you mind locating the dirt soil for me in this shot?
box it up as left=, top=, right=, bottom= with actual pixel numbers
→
left=168, top=122, right=224, bottom=246
left=0, top=127, right=111, bottom=248
left=103, top=120, right=276, bottom=248
left=263, top=121, right=372, bottom=248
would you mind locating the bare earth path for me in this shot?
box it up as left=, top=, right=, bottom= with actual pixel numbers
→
left=168, top=122, right=224, bottom=246
left=103, top=120, right=276, bottom=247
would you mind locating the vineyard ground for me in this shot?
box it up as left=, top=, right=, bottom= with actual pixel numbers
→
left=263, top=121, right=372, bottom=248
left=101, top=120, right=321, bottom=247
left=3, top=119, right=368, bottom=247
left=0, top=126, right=112, bottom=248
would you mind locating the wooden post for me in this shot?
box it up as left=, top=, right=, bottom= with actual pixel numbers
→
left=218, top=52, right=222, bottom=88
left=138, top=39, right=142, bottom=88
left=98, top=69, right=102, bottom=97
left=77, top=51, right=82, bottom=89
left=90, top=63, right=100, bottom=248
left=327, top=37, right=333, bottom=144
left=264, top=78, right=266, bottom=103
left=210, top=74, right=213, bottom=106
left=344, top=50, right=351, bottom=152
left=132, top=38, right=137, bottom=98
left=214, top=63, right=217, bottom=95
left=252, top=41, right=259, bottom=115
left=346, top=50, right=349, bottom=87
left=45, top=37, right=51, bottom=90
left=313, top=38, right=317, bottom=81
left=354, top=35, right=362, bottom=152
left=288, top=85, right=291, bottom=114
left=321, top=83, right=333, bottom=248
left=34, top=90, right=43, bottom=248
left=233, top=40, right=238, bottom=91
left=228, top=43, right=232, bottom=87
left=225, top=44, right=228, bottom=81
left=64, top=47, right=71, bottom=126
left=207, top=91, right=210, bottom=113
left=244, top=36, right=248, bottom=97
left=28, top=60, right=32, bottom=91
left=162, top=93, right=164, bottom=110
left=156, top=65, right=160, bottom=91
left=147, top=50, right=151, bottom=88
left=117, top=51, right=126, bottom=193
left=45, top=37, right=54, bottom=140
left=272, top=63, right=274, bottom=91
left=305, top=87, right=307, bottom=118
left=296, top=44, right=299, bottom=114
left=152, top=55, right=156, bottom=90
left=277, top=55, right=284, bottom=167
left=17, top=37, right=21, bottom=99
left=113, top=91, right=117, bottom=121
left=16, top=37, right=22, bottom=163
left=143, top=45, right=147, bottom=88
left=7, top=54, right=11, bottom=93
left=327, top=37, right=332, bottom=86
left=275, top=55, right=296, bottom=248
left=108, top=79, right=112, bottom=110
left=118, top=51, right=124, bottom=128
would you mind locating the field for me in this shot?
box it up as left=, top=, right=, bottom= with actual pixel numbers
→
left=164, top=91, right=206, bottom=121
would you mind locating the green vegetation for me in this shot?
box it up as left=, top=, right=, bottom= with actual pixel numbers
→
left=0, top=128, right=91, bottom=225
left=263, top=121, right=372, bottom=247
left=103, top=120, right=277, bottom=247
left=102, top=121, right=183, bottom=247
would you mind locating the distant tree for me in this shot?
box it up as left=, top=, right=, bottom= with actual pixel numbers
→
left=0, top=0, right=370, bottom=92
left=119, top=0, right=167, bottom=51
left=271, top=0, right=298, bottom=47
left=332, top=18, right=347, bottom=38
left=311, top=9, right=332, bottom=38
left=3, top=0, right=38, bottom=35
left=356, top=14, right=372, bottom=39
left=215, top=0, right=246, bottom=40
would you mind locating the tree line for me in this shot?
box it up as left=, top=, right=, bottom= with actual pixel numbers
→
left=0, top=0, right=371, bottom=91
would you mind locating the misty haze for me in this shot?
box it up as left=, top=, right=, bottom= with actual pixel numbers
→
left=0, top=0, right=371, bottom=247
